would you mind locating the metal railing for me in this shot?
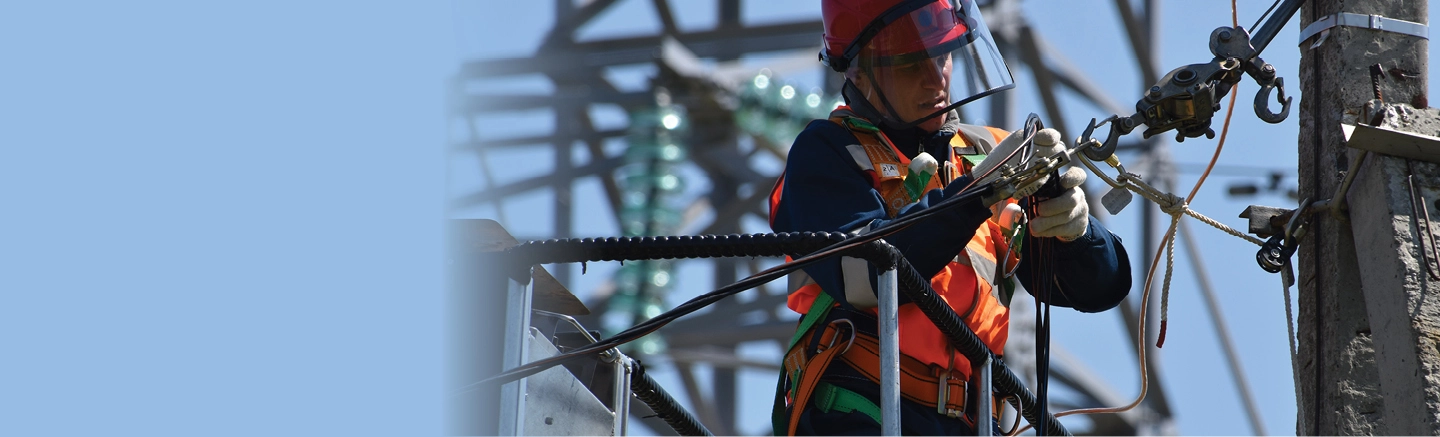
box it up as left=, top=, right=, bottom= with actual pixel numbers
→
left=483, top=231, right=1072, bottom=436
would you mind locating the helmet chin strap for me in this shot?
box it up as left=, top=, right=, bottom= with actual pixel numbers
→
left=841, top=79, right=886, bottom=123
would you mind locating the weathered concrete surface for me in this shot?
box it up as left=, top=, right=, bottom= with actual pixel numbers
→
left=1298, top=0, right=1428, bottom=434
left=1350, top=104, right=1440, bottom=436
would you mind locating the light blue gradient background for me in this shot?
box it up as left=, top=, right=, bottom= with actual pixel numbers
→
left=2, top=1, right=1434, bottom=435
left=2, top=1, right=450, bottom=434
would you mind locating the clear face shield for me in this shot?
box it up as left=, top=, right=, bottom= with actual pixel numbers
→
left=846, top=0, right=1013, bottom=131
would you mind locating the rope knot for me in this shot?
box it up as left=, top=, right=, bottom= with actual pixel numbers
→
left=1159, top=193, right=1187, bottom=216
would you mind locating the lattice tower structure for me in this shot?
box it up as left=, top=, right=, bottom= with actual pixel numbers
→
left=451, top=0, right=1183, bottom=434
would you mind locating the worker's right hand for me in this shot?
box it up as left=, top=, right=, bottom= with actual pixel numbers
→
left=1029, top=167, right=1090, bottom=241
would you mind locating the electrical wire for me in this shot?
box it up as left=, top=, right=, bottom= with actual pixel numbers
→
left=1251, top=0, right=1286, bottom=34
left=1036, top=233, right=1055, bottom=436
left=462, top=127, right=1046, bottom=392
left=1011, top=4, right=1244, bottom=433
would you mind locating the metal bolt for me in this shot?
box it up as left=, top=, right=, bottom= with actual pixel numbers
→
left=1263, top=64, right=1275, bottom=74
left=1147, top=86, right=1162, bottom=100
left=1219, top=29, right=1232, bottom=41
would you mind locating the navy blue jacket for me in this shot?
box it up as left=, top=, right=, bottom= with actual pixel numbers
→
left=771, top=118, right=1131, bottom=312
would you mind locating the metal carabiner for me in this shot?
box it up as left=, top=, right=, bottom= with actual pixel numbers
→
left=824, top=319, right=857, bottom=355
left=1254, top=76, right=1292, bottom=124
left=1079, top=115, right=1120, bottom=161
left=1080, top=112, right=1142, bottom=161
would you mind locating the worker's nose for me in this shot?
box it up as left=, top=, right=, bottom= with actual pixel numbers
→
left=918, top=60, right=946, bottom=90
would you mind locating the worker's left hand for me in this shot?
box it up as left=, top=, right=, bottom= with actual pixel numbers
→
left=1029, top=167, right=1089, bottom=242
left=976, top=127, right=1066, bottom=206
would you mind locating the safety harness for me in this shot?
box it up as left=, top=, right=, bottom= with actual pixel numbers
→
left=771, top=108, right=1018, bottom=435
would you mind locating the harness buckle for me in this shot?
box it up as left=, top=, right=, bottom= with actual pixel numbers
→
left=824, top=319, right=857, bottom=355
left=936, top=369, right=966, bottom=418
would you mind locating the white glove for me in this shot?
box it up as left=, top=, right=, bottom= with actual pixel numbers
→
left=1029, top=167, right=1090, bottom=241
left=973, top=128, right=1066, bottom=200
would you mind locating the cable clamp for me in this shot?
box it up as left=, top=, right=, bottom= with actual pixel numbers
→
left=1299, top=12, right=1429, bottom=45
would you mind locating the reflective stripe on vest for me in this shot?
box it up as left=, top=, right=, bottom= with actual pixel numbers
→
left=785, top=226, right=877, bottom=309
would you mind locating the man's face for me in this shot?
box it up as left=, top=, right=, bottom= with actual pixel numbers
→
left=859, top=53, right=953, bottom=133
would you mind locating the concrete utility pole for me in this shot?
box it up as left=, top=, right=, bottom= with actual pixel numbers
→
left=1297, top=0, right=1435, bottom=434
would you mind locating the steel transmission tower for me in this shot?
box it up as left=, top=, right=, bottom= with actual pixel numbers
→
left=451, top=0, right=1189, bottom=434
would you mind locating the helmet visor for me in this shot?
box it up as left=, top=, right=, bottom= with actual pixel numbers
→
left=852, top=0, right=1013, bottom=130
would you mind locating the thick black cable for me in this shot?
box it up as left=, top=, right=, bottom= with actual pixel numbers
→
left=1248, top=0, right=1307, bottom=56
left=630, top=361, right=713, bottom=436
left=469, top=225, right=1072, bottom=435
left=468, top=184, right=994, bottom=390
left=465, top=125, right=1054, bottom=425
left=502, top=232, right=839, bottom=271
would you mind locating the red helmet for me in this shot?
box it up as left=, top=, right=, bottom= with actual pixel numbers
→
left=819, top=0, right=1014, bottom=130
left=822, top=0, right=970, bottom=71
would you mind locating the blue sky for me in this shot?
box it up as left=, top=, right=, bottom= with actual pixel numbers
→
left=2, top=1, right=452, bottom=435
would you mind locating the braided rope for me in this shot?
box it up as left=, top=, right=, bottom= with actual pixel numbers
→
left=1158, top=215, right=1180, bottom=346
left=1281, top=269, right=1299, bottom=362
left=1080, top=157, right=1267, bottom=349
left=1120, top=172, right=1267, bottom=246
left=1184, top=208, right=1266, bottom=245
left=1281, top=262, right=1305, bottom=428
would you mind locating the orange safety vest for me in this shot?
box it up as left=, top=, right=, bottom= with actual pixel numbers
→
left=769, top=107, right=1021, bottom=380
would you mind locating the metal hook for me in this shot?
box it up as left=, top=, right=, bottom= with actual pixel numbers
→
left=1254, top=76, right=1292, bottom=124
left=1080, top=115, right=1123, bottom=161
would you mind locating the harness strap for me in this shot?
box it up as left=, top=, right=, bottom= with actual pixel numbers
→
left=814, top=382, right=883, bottom=425
left=778, top=291, right=842, bottom=435
left=788, top=292, right=836, bottom=350
left=787, top=328, right=849, bottom=436
left=820, top=322, right=974, bottom=420
left=795, top=312, right=1004, bottom=425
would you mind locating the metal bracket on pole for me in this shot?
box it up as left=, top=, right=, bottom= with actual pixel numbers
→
left=878, top=265, right=901, bottom=436
left=1299, top=12, right=1430, bottom=45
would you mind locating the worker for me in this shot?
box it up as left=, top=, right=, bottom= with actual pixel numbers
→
left=768, top=0, right=1132, bottom=435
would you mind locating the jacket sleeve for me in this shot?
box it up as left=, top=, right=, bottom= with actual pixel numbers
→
left=1015, top=218, right=1132, bottom=312
left=771, top=121, right=994, bottom=308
